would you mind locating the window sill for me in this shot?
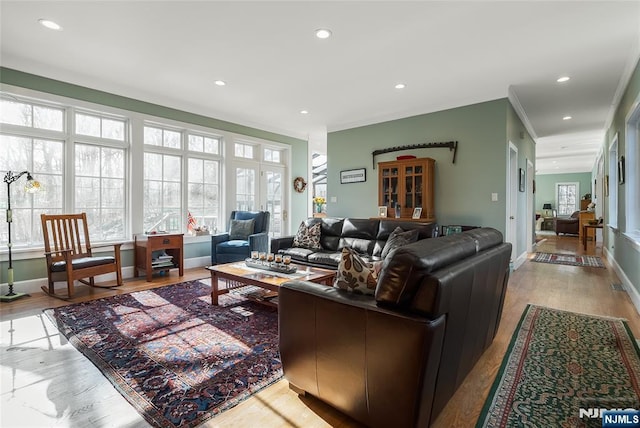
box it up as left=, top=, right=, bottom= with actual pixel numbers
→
left=622, top=231, right=640, bottom=252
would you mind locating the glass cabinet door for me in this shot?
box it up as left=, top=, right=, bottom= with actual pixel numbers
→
left=381, top=166, right=399, bottom=208
left=404, top=163, right=423, bottom=210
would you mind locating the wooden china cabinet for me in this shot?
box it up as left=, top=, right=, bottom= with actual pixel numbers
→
left=378, top=157, right=435, bottom=220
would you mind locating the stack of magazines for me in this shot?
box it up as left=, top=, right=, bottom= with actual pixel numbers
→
left=151, top=251, right=174, bottom=268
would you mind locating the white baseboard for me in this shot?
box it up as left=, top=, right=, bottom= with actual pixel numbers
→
left=0, top=256, right=211, bottom=296
left=604, top=247, right=640, bottom=317
left=513, top=250, right=528, bottom=270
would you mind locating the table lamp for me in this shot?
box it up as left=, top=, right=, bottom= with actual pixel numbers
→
left=1, top=171, right=41, bottom=302
left=542, top=203, right=553, bottom=217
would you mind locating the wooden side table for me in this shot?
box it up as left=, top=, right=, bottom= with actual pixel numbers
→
left=134, top=233, right=184, bottom=282
left=583, top=224, right=603, bottom=250
left=542, top=217, right=555, bottom=231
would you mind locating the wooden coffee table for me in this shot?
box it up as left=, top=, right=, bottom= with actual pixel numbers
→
left=206, top=262, right=335, bottom=306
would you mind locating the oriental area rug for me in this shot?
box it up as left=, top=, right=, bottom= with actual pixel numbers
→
left=476, top=305, right=640, bottom=428
left=532, top=252, right=605, bottom=268
left=44, top=280, right=282, bottom=428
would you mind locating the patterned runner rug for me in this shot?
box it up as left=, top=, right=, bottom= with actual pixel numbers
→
left=44, top=280, right=282, bottom=428
left=476, top=305, right=640, bottom=427
left=532, top=252, right=605, bottom=268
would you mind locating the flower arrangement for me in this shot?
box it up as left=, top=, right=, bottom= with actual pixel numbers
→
left=313, top=196, right=326, bottom=213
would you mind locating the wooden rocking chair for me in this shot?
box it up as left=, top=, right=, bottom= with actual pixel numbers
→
left=41, top=213, right=123, bottom=299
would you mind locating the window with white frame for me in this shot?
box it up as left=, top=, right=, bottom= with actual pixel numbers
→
left=144, top=126, right=181, bottom=149
left=75, top=144, right=126, bottom=241
left=187, top=133, right=221, bottom=231
left=1, top=99, right=64, bottom=131
left=608, top=134, right=619, bottom=229
left=625, top=99, right=640, bottom=237
left=143, top=126, right=223, bottom=234
left=1, top=90, right=287, bottom=249
left=76, top=112, right=126, bottom=141
left=143, top=151, right=182, bottom=233
left=74, top=112, right=128, bottom=241
left=1, top=99, right=66, bottom=247
left=188, top=134, right=219, bottom=155
left=264, top=147, right=281, bottom=163
left=556, top=182, right=579, bottom=216
left=235, top=142, right=254, bottom=159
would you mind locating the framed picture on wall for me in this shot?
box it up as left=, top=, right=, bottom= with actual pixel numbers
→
left=604, top=175, right=609, bottom=197
left=618, top=156, right=625, bottom=184
left=519, top=168, right=525, bottom=192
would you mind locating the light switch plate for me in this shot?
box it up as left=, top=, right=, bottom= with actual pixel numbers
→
left=491, top=193, right=498, bottom=202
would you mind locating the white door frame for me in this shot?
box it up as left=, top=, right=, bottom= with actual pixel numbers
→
left=506, top=142, right=519, bottom=265
left=527, top=158, right=534, bottom=252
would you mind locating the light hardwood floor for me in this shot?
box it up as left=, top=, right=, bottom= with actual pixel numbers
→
left=1, top=233, right=638, bottom=427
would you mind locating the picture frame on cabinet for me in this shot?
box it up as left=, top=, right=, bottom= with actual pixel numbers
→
left=378, top=206, right=388, bottom=218
left=412, top=207, right=422, bottom=219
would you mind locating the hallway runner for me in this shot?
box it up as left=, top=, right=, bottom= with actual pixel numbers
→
left=532, top=252, right=604, bottom=268
left=476, top=305, right=640, bottom=427
left=44, top=280, right=282, bottom=428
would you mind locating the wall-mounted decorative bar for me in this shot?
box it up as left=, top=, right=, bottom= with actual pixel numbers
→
left=372, top=141, right=458, bottom=168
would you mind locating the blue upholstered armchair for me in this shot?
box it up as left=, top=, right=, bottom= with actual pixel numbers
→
left=211, top=211, right=270, bottom=264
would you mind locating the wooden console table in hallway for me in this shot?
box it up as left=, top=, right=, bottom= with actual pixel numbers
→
left=582, top=224, right=603, bottom=250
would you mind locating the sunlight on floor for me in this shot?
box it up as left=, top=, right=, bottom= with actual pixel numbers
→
left=1, top=313, right=147, bottom=427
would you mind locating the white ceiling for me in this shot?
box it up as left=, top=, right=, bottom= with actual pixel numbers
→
left=1, top=1, right=639, bottom=175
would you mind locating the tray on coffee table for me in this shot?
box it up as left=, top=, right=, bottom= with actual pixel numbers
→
left=244, top=258, right=297, bottom=274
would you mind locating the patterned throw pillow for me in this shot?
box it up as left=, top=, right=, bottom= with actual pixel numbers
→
left=229, top=219, right=255, bottom=240
left=381, top=227, right=419, bottom=258
left=334, top=247, right=378, bottom=295
left=292, top=222, right=322, bottom=249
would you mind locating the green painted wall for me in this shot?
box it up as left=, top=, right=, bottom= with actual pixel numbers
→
left=0, top=67, right=308, bottom=284
left=326, top=98, right=536, bottom=259
left=534, top=172, right=593, bottom=212
left=602, top=58, right=640, bottom=295
left=328, top=99, right=511, bottom=233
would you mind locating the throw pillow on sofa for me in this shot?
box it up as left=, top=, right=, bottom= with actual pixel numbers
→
left=293, top=221, right=322, bottom=249
left=334, top=247, right=378, bottom=295
left=229, top=219, right=255, bottom=240
left=381, top=226, right=420, bottom=258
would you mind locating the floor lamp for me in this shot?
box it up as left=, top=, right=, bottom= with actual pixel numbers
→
left=1, top=171, right=40, bottom=302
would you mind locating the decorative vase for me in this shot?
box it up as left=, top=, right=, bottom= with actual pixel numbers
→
left=315, top=203, right=323, bottom=213
left=395, top=204, right=401, bottom=218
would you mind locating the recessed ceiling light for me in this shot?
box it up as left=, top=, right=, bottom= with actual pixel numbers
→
left=38, top=19, right=62, bottom=30
left=557, top=76, right=570, bottom=83
left=563, top=116, right=572, bottom=120
left=394, top=83, right=406, bottom=89
left=315, top=29, right=332, bottom=39
left=214, top=80, right=226, bottom=86
left=300, top=110, right=309, bottom=115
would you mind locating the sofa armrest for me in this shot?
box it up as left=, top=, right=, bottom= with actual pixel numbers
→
left=210, top=233, right=230, bottom=264
left=270, top=235, right=295, bottom=253
left=279, top=280, right=445, bottom=427
left=248, top=232, right=269, bottom=253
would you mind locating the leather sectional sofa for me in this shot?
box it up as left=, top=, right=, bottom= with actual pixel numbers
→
left=278, top=228, right=511, bottom=427
left=554, top=210, right=580, bottom=235
left=270, top=217, right=438, bottom=269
